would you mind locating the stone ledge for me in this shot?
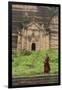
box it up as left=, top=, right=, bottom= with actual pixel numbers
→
left=12, top=74, right=59, bottom=87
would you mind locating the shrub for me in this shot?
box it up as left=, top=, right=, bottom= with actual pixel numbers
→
left=20, top=49, right=31, bottom=56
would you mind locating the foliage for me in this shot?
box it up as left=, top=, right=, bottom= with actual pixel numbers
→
left=20, top=49, right=32, bottom=56
left=12, top=49, right=58, bottom=76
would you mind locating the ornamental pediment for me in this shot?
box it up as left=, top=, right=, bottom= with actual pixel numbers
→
left=27, top=22, right=44, bottom=31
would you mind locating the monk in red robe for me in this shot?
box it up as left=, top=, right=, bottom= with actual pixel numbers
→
left=44, top=54, right=50, bottom=73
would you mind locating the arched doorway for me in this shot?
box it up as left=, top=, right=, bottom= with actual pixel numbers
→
left=31, top=43, right=36, bottom=51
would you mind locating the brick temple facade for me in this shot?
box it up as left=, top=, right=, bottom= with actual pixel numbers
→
left=17, top=20, right=49, bottom=51
left=12, top=4, right=59, bottom=52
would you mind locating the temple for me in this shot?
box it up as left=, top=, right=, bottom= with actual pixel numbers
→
left=12, top=4, right=59, bottom=52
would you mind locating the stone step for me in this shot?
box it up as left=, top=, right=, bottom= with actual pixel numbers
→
left=12, top=74, right=59, bottom=87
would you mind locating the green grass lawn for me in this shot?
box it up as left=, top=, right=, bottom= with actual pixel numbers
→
left=12, top=49, right=58, bottom=76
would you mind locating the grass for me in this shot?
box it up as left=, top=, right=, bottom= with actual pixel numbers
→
left=12, top=49, right=58, bottom=76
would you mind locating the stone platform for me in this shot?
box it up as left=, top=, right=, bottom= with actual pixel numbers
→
left=12, top=74, right=59, bottom=87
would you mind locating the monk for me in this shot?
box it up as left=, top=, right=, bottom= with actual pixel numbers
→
left=44, top=54, right=50, bottom=73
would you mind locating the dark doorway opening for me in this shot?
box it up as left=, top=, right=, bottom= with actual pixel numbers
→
left=32, top=43, right=36, bottom=51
